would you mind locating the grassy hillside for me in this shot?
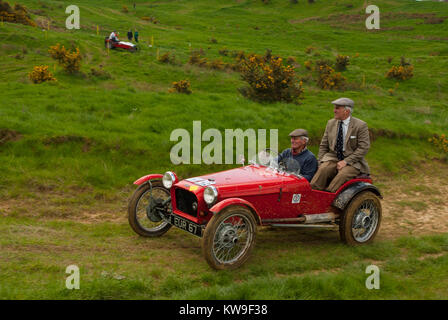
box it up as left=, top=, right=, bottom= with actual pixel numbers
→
left=0, top=0, right=447, bottom=300
left=1, top=0, right=447, bottom=195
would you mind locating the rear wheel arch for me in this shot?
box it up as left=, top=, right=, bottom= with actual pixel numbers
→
left=333, top=181, right=382, bottom=211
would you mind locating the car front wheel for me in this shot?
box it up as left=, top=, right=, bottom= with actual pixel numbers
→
left=339, top=191, right=382, bottom=245
left=128, top=180, right=172, bottom=237
left=202, top=206, right=257, bottom=270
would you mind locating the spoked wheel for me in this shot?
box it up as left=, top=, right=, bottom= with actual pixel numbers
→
left=202, top=206, right=257, bottom=270
left=128, top=180, right=172, bottom=237
left=339, top=191, right=382, bottom=245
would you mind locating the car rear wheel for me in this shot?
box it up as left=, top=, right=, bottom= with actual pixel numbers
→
left=128, top=180, right=172, bottom=237
left=202, top=206, right=257, bottom=270
left=339, top=191, right=382, bottom=245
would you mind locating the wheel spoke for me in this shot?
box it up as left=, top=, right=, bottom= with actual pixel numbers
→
left=351, top=198, right=380, bottom=243
left=212, top=213, right=252, bottom=264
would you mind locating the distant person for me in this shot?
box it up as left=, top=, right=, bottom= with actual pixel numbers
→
left=310, top=98, right=371, bottom=193
left=134, top=30, right=139, bottom=43
left=127, top=29, right=133, bottom=41
left=277, top=129, right=318, bottom=182
left=109, top=30, right=119, bottom=43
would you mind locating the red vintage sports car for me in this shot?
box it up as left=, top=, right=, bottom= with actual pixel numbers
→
left=128, top=150, right=382, bottom=270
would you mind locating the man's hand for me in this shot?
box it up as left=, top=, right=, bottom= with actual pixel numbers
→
left=337, top=160, right=347, bottom=170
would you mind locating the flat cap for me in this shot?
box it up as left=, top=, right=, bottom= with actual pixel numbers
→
left=331, top=97, right=354, bottom=108
left=289, top=129, right=308, bottom=137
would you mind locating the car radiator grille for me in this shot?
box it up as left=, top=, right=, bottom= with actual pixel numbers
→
left=175, top=188, right=198, bottom=217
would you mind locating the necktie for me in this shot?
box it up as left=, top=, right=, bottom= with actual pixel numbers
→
left=336, top=121, right=344, bottom=160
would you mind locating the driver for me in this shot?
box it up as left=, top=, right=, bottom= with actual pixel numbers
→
left=109, top=30, right=119, bottom=43
left=277, top=129, right=318, bottom=182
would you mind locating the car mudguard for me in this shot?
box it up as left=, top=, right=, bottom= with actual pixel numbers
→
left=133, top=174, right=163, bottom=185
left=209, top=198, right=261, bottom=225
left=332, top=181, right=383, bottom=211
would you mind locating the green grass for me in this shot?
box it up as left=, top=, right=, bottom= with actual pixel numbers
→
left=0, top=0, right=447, bottom=299
left=0, top=0, right=447, bottom=194
left=0, top=216, right=447, bottom=299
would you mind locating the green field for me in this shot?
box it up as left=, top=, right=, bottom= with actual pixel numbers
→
left=0, top=0, right=447, bottom=299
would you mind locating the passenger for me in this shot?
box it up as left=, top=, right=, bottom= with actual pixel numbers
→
left=311, top=98, right=371, bottom=193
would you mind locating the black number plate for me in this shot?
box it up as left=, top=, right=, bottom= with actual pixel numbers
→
left=166, top=214, right=203, bottom=237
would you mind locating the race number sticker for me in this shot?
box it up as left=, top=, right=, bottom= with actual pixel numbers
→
left=292, top=194, right=301, bottom=204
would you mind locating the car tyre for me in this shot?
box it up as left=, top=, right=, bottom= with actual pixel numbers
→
left=128, top=180, right=172, bottom=237
left=339, top=191, right=382, bottom=245
left=202, top=206, right=257, bottom=270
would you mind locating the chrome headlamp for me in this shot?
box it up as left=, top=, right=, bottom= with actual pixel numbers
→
left=162, top=171, right=176, bottom=189
left=203, top=186, right=218, bottom=206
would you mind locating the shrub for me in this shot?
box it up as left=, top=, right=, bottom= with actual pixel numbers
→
left=169, top=80, right=192, bottom=94
left=317, top=64, right=346, bottom=90
left=386, top=57, right=414, bottom=81
left=188, top=51, right=208, bottom=67
left=49, top=44, right=82, bottom=73
left=208, top=58, right=225, bottom=70
left=158, top=52, right=176, bottom=65
left=239, top=56, right=304, bottom=104
left=28, top=65, right=56, bottom=84
left=48, top=43, right=67, bottom=63
left=0, top=1, right=36, bottom=27
left=63, top=48, right=82, bottom=73
left=305, top=46, right=316, bottom=54
left=386, top=65, right=413, bottom=81
left=428, top=134, right=448, bottom=154
left=335, top=54, right=350, bottom=71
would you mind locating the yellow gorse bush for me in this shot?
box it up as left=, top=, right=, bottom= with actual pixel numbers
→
left=0, top=1, right=36, bottom=27
left=28, top=65, right=56, bottom=84
left=317, top=64, right=346, bottom=90
left=169, top=80, right=192, bottom=94
left=158, top=52, right=176, bottom=64
left=428, top=134, right=448, bottom=154
left=386, top=65, right=414, bottom=81
left=48, top=44, right=82, bottom=73
left=335, top=54, right=350, bottom=71
left=239, top=55, right=304, bottom=103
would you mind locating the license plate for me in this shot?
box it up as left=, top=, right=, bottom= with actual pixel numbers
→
left=166, top=214, right=203, bottom=237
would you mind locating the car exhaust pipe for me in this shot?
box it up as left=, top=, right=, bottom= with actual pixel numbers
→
left=304, top=212, right=338, bottom=224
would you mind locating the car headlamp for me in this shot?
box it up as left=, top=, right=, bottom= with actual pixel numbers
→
left=162, top=171, right=176, bottom=189
left=203, top=186, right=218, bottom=206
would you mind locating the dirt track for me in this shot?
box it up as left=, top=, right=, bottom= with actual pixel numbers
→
left=1, top=162, right=447, bottom=240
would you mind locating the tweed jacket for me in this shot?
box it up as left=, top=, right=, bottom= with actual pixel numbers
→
left=317, top=116, right=370, bottom=174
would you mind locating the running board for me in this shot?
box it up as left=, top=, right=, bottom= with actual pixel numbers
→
left=270, top=224, right=337, bottom=228
left=262, top=212, right=339, bottom=225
